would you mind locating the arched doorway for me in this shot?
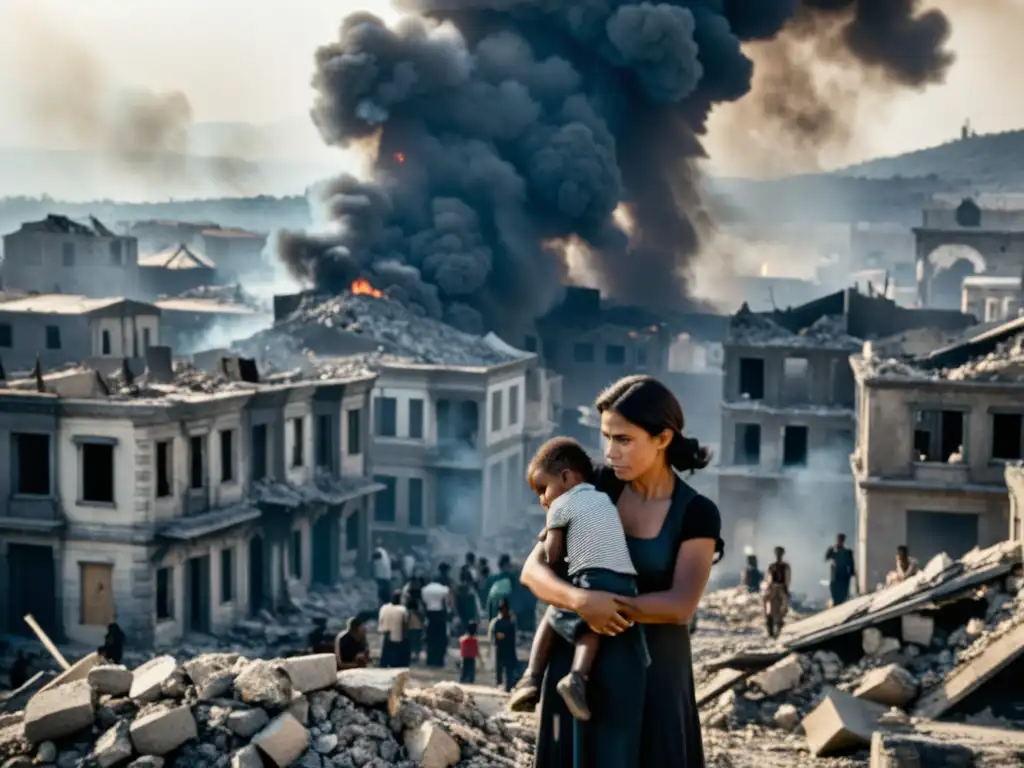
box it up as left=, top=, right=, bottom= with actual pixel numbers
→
left=248, top=535, right=265, bottom=616
left=923, top=244, right=988, bottom=310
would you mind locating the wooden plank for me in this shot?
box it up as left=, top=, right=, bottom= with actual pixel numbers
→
left=912, top=621, right=1024, bottom=719
left=703, top=649, right=786, bottom=673
left=23, top=614, right=69, bottom=670
left=696, top=668, right=749, bottom=708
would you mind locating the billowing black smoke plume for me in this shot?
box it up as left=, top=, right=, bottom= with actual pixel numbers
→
left=277, top=0, right=952, bottom=334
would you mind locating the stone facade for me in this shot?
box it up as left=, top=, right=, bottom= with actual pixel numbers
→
left=1006, top=463, right=1024, bottom=547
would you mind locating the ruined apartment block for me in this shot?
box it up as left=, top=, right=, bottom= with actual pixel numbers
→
left=1, top=215, right=140, bottom=298
left=0, top=351, right=379, bottom=647
left=961, top=275, right=1022, bottom=324
left=852, top=315, right=1024, bottom=590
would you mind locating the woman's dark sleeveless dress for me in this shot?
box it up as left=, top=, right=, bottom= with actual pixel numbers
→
left=533, top=470, right=723, bottom=768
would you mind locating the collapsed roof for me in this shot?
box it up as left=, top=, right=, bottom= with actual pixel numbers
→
left=17, top=214, right=115, bottom=237
left=243, top=292, right=533, bottom=368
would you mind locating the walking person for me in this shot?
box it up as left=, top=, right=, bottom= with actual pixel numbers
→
left=521, top=375, right=723, bottom=767
left=825, top=533, right=857, bottom=606
left=422, top=574, right=452, bottom=668
left=459, top=622, right=481, bottom=684
left=402, top=576, right=426, bottom=664
left=489, top=598, right=519, bottom=692
left=763, top=547, right=791, bottom=638
left=454, top=571, right=483, bottom=635
left=372, top=541, right=393, bottom=607
left=378, top=591, right=409, bottom=668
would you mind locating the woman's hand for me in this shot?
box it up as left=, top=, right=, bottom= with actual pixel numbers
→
left=575, top=590, right=633, bottom=635
left=613, top=595, right=640, bottom=621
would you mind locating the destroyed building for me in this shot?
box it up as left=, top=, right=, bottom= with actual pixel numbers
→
left=242, top=290, right=558, bottom=546
left=0, top=295, right=161, bottom=374
left=714, top=288, right=975, bottom=593
left=0, top=349, right=381, bottom=647
left=961, top=274, right=1022, bottom=324
left=138, top=244, right=217, bottom=298
left=0, top=216, right=140, bottom=298
left=519, top=286, right=726, bottom=450
left=852, top=314, right=1024, bottom=589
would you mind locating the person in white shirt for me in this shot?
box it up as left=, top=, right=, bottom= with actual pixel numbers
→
left=372, top=541, right=393, bottom=607
left=421, top=577, right=452, bottom=668
left=378, top=591, right=409, bottom=667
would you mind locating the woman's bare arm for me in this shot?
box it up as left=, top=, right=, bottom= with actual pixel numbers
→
left=615, top=538, right=716, bottom=625
left=520, top=542, right=581, bottom=611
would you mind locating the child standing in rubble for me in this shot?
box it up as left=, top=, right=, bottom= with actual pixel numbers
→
left=507, top=437, right=647, bottom=721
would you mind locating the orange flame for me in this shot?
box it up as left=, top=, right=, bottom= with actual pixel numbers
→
left=351, top=278, right=382, bottom=298
left=393, top=152, right=405, bottom=164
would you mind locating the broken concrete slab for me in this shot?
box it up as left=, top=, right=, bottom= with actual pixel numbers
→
left=129, top=706, right=198, bottom=755
left=231, top=745, right=263, bottom=768
left=226, top=708, right=270, bottom=739
left=869, top=731, right=974, bottom=768
left=251, top=712, right=309, bottom=768
left=802, top=687, right=887, bottom=757
left=696, top=668, right=749, bottom=708
left=234, top=661, right=294, bottom=710
left=751, top=654, right=803, bottom=697
left=182, top=653, right=239, bottom=689
left=93, top=721, right=133, bottom=768
left=128, top=656, right=177, bottom=702
left=854, top=664, right=919, bottom=708
left=88, top=666, right=134, bottom=697
left=913, top=620, right=1024, bottom=719
left=23, top=680, right=95, bottom=743
left=405, top=721, right=460, bottom=768
left=901, top=614, right=935, bottom=647
left=773, top=704, right=800, bottom=732
left=196, top=671, right=235, bottom=702
left=336, top=668, right=408, bottom=716
left=37, top=652, right=99, bottom=696
left=280, top=654, right=337, bottom=694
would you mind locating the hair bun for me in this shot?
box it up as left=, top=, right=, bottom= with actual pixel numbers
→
left=667, top=432, right=711, bottom=473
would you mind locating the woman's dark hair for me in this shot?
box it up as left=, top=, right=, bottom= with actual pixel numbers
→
left=595, top=374, right=711, bottom=473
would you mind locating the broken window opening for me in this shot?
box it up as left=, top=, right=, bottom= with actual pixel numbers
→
left=374, top=475, right=397, bottom=522
left=220, top=429, right=234, bottom=483
left=291, top=417, right=304, bottom=468
left=605, top=345, right=626, bottom=365
left=509, top=385, right=520, bottom=426
left=346, top=409, right=361, bottom=456
left=81, top=442, right=114, bottom=503
left=156, top=440, right=172, bottom=498
left=408, top=477, right=424, bottom=527
left=290, top=530, right=302, bottom=579
left=250, top=424, right=268, bottom=481
left=734, top=423, right=761, bottom=466
left=782, top=357, right=810, bottom=403
left=783, top=425, right=809, bottom=467
left=491, top=390, right=504, bottom=432
left=13, top=432, right=50, bottom=496
left=220, top=547, right=234, bottom=603
left=738, top=357, right=765, bottom=400
left=45, top=325, right=61, bottom=350
left=914, top=409, right=965, bottom=463
left=345, top=509, right=359, bottom=551
left=991, top=413, right=1024, bottom=461
left=409, top=398, right=424, bottom=439
left=0, top=323, right=11, bottom=348
left=316, top=414, right=332, bottom=467
left=375, top=397, right=397, bottom=437
left=101, top=330, right=111, bottom=355
left=189, top=436, right=204, bottom=489
left=156, top=567, right=173, bottom=620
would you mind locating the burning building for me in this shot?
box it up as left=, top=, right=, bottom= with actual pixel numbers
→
left=241, top=283, right=558, bottom=545
left=852, top=314, right=1024, bottom=590
left=0, top=349, right=380, bottom=646
left=713, top=288, right=976, bottom=595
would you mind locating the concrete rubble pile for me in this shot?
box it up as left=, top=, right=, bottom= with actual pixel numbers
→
left=0, top=654, right=532, bottom=768
left=240, top=293, right=526, bottom=368
left=863, top=331, right=1024, bottom=383
left=697, top=542, right=1024, bottom=763
left=728, top=304, right=861, bottom=350
left=697, top=588, right=809, bottom=635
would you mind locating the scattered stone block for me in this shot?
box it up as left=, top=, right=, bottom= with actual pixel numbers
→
left=252, top=712, right=309, bottom=768
left=855, top=664, right=919, bottom=709
left=965, top=618, right=985, bottom=639
left=877, top=638, right=902, bottom=658
left=129, top=706, right=198, bottom=755
left=751, top=654, right=803, bottom=697
left=405, top=722, right=460, bottom=768
left=196, top=672, right=235, bottom=702
left=869, top=730, right=974, bottom=768
left=36, top=742, right=56, bottom=763
left=93, top=721, right=133, bottom=768
left=227, top=708, right=270, bottom=739
left=129, top=657, right=178, bottom=703
left=288, top=693, right=309, bottom=725
left=901, top=614, right=935, bottom=647
left=235, top=661, right=294, bottom=710
left=281, top=655, right=337, bottom=694
left=773, top=704, right=800, bottom=732
left=89, top=666, right=134, bottom=697
left=183, top=653, right=238, bottom=689
left=336, top=668, right=409, bottom=716
left=37, top=653, right=100, bottom=696
left=802, top=687, right=887, bottom=757
left=231, top=745, right=263, bottom=768
left=23, top=680, right=95, bottom=743
left=127, top=758, right=163, bottom=768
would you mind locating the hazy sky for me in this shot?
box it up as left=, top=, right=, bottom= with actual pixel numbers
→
left=0, top=0, right=1022, bottom=175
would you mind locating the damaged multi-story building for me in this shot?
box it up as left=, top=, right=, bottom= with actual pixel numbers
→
left=249, top=290, right=559, bottom=547
left=713, top=288, right=975, bottom=593
left=0, top=348, right=380, bottom=647
left=852, top=314, right=1024, bottom=590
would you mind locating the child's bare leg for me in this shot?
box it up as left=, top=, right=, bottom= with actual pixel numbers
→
left=570, top=631, right=600, bottom=678
left=524, top=621, right=555, bottom=679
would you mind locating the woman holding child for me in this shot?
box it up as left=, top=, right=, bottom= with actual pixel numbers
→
left=519, top=375, right=723, bottom=767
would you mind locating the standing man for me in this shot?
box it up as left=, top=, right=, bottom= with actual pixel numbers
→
left=489, top=598, right=519, bottom=692
left=422, top=574, right=452, bottom=668
left=825, top=533, right=857, bottom=606
left=372, top=540, right=393, bottom=607
left=460, top=552, right=478, bottom=585
left=885, top=545, right=921, bottom=586
left=378, top=591, right=409, bottom=668
left=763, top=547, right=791, bottom=638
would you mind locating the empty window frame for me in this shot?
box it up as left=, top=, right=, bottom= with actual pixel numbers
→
left=914, top=409, right=964, bottom=463
left=738, top=357, right=764, bottom=400
left=783, top=425, right=809, bottom=467
left=991, top=412, right=1024, bottom=461
left=734, top=423, right=761, bottom=466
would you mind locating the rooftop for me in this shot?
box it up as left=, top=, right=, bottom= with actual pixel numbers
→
left=200, top=227, right=264, bottom=240
left=15, top=214, right=116, bottom=238
left=139, top=244, right=215, bottom=270
left=0, top=294, right=158, bottom=316
left=962, top=275, right=1022, bottom=289
left=728, top=303, right=862, bottom=349
left=243, top=292, right=534, bottom=370
left=930, top=193, right=1024, bottom=212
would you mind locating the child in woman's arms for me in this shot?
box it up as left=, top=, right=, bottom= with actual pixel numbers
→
left=507, top=437, right=645, bottom=721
